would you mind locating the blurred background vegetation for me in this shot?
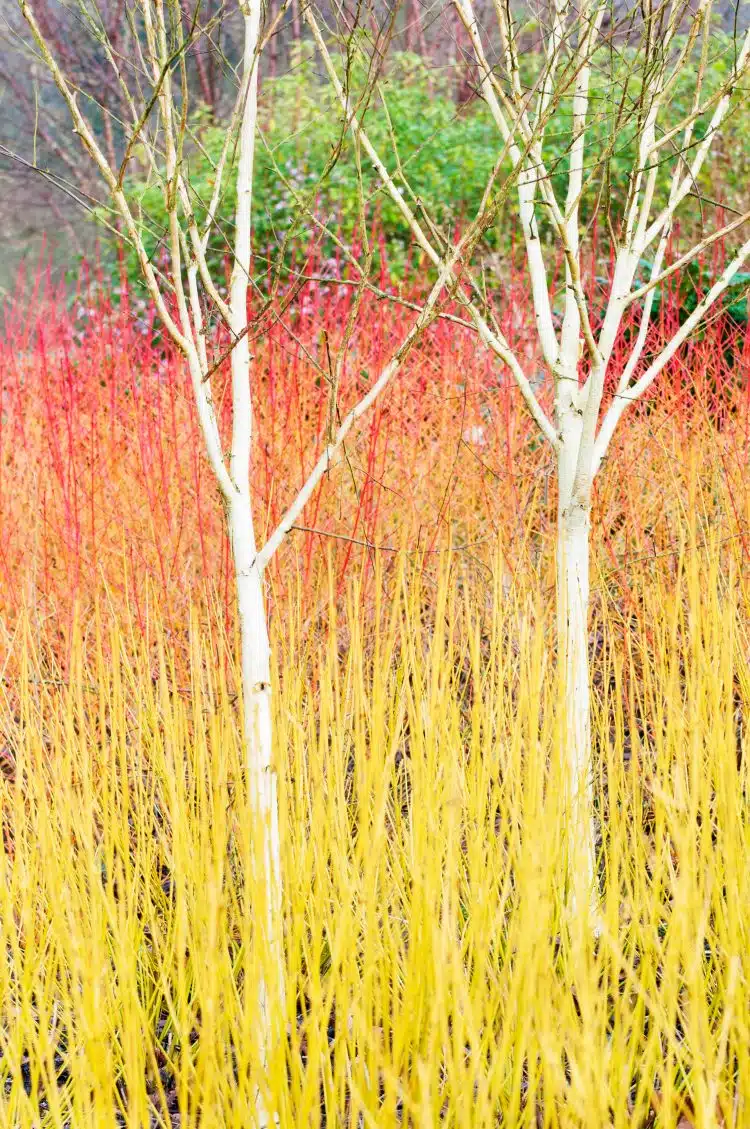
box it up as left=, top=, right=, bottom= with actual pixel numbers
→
left=1, top=0, right=749, bottom=306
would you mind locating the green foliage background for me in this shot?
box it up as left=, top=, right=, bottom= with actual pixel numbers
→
left=110, top=36, right=749, bottom=313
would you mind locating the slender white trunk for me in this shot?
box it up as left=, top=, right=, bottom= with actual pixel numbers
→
left=556, top=414, right=597, bottom=921
left=228, top=492, right=281, bottom=1126
left=223, top=4, right=282, bottom=1113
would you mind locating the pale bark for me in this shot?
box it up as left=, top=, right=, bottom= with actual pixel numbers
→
left=229, top=494, right=281, bottom=1123
left=226, top=6, right=280, bottom=1121
left=231, top=503, right=279, bottom=901
left=556, top=426, right=596, bottom=918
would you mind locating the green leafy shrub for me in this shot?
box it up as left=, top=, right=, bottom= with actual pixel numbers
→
left=105, top=35, right=749, bottom=297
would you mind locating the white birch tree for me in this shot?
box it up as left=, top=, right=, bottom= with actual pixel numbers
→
left=10, top=0, right=551, bottom=1117
left=308, top=0, right=750, bottom=923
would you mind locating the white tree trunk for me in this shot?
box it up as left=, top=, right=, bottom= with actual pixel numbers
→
left=228, top=491, right=281, bottom=1126
left=556, top=422, right=597, bottom=922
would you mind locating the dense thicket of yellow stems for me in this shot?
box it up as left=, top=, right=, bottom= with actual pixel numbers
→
left=1, top=539, right=748, bottom=1128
